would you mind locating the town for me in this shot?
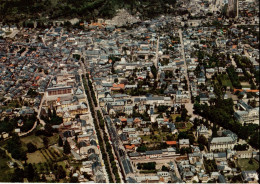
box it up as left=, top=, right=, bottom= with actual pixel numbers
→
left=0, top=0, right=259, bottom=183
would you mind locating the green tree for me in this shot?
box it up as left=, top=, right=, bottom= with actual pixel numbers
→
left=198, top=135, right=208, bottom=146
left=151, top=64, right=157, bottom=79
left=58, top=136, right=63, bottom=147
left=24, top=163, right=35, bottom=181
left=63, top=139, right=71, bottom=154
left=70, top=177, right=79, bottom=183
left=43, top=137, right=49, bottom=148
left=26, top=142, right=37, bottom=153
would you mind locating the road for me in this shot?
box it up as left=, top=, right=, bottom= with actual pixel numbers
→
left=80, top=60, right=117, bottom=183
left=5, top=30, right=19, bottom=38
left=154, top=36, right=160, bottom=68
left=78, top=69, right=109, bottom=183
left=178, top=28, right=195, bottom=117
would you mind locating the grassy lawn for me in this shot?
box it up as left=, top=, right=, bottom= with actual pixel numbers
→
left=21, top=135, right=44, bottom=149
left=141, top=131, right=176, bottom=142
left=48, top=134, right=59, bottom=145
left=27, top=150, right=47, bottom=164
left=21, top=133, right=58, bottom=151
left=219, top=74, right=233, bottom=87
left=237, top=159, right=259, bottom=171
left=171, top=114, right=181, bottom=121
left=178, top=122, right=193, bottom=132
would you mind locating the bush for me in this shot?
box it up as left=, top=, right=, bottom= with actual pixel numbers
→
left=27, top=142, right=37, bottom=153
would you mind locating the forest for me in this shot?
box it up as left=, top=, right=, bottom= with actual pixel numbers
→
left=0, top=0, right=176, bottom=24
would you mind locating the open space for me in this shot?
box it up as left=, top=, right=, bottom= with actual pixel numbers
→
left=237, top=158, right=259, bottom=171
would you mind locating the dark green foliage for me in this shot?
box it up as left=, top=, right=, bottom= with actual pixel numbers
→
left=151, top=64, right=157, bottom=79
left=27, top=88, right=38, bottom=97
left=70, top=177, right=79, bottom=183
left=26, top=142, right=37, bottom=153
left=227, top=66, right=242, bottom=89
left=0, top=0, right=177, bottom=24
left=157, top=105, right=169, bottom=112
left=63, top=140, right=71, bottom=154
left=136, top=145, right=147, bottom=152
left=180, top=147, right=192, bottom=155
left=58, top=136, right=63, bottom=147
left=24, top=163, right=35, bottom=181
left=11, top=168, right=24, bottom=182
left=198, top=135, right=208, bottom=146
left=233, top=144, right=249, bottom=151
left=162, top=165, right=169, bottom=171
left=137, top=162, right=156, bottom=170
left=5, top=134, right=27, bottom=161
left=55, top=165, right=66, bottom=180
left=43, top=137, right=49, bottom=148
left=204, top=159, right=217, bottom=173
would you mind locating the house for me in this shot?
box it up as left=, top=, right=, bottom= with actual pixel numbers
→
left=236, top=151, right=252, bottom=159
left=196, top=124, right=209, bottom=138
left=179, top=139, right=190, bottom=149
left=242, top=170, right=259, bottom=183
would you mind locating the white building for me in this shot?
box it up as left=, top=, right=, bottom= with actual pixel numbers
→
left=209, top=137, right=236, bottom=151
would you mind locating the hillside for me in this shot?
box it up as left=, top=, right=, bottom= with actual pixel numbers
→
left=0, top=0, right=176, bottom=24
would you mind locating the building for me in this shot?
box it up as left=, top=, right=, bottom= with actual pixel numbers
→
left=242, top=171, right=259, bottom=183
left=179, top=139, right=190, bottom=149
left=209, top=137, right=236, bottom=151
left=46, top=86, right=73, bottom=96
left=234, top=100, right=259, bottom=124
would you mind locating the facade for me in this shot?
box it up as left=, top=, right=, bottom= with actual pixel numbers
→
left=209, top=137, right=236, bottom=151
left=234, top=100, right=259, bottom=124
left=234, top=107, right=259, bottom=124
left=47, top=86, right=73, bottom=96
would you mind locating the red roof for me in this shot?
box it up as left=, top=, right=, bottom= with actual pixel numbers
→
left=166, top=141, right=177, bottom=145
left=125, top=145, right=135, bottom=149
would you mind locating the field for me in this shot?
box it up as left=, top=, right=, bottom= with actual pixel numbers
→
left=237, top=158, right=259, bottom=171
left=21, top=133, right=59, bottom=150
left=21, top=135, right=44, bottom=149
left=27, top=150, right=47, bottom=164
left=27, top=147, right=64, bottom=164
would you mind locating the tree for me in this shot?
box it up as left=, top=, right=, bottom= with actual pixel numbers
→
left=114, top=78, right=119, bottom=83
left=198, top=135, right=208, bottom=146
left=181, top=107, right=188, bottom=121
left=199, top=144, right=205, bottom=151
left=151, top=64, right=157, bottom=79
left=58, top=136, right=63, bottom=147
left=162, top=165, right=169, bottom=171
left=70, top=177, right=79, bottom=183
left=44, top=123, right=54, bottom=136
left=24, top=163, right=35, bottom=181
left=11, top=168, right=24, bottom=182
left=43, top=137, right=49, bottom=148
left=27, top=142, right=37, bottom=153
left=55, top=165, right=66, bottom=180
left=63, top=139, right=71, bottom=154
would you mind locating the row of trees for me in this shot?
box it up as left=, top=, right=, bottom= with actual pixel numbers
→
left=83, top=75, right=119, bottom=182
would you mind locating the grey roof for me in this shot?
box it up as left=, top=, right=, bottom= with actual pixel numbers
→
left=145, top=150, right=162, bottom=155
